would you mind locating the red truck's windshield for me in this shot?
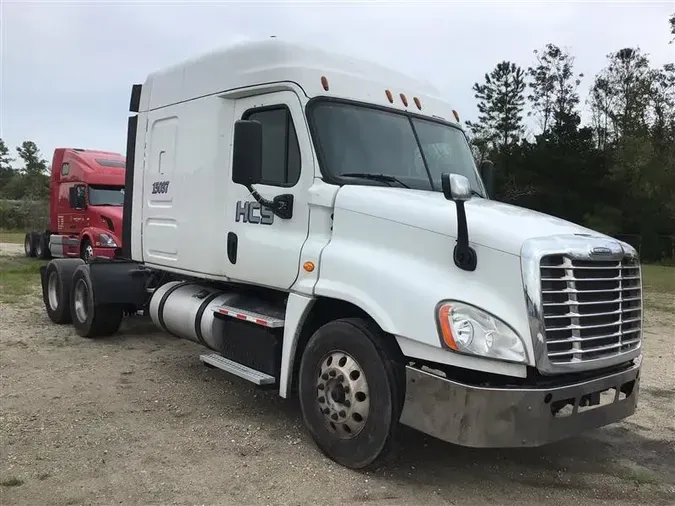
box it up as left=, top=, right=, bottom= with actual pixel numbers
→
left=88, top=185, right=125, bottom=206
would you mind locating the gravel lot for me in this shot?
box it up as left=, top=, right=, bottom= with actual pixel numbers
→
left=0, top=243, right=24, bottom=257
left=1, top=250, right=673, bottom=506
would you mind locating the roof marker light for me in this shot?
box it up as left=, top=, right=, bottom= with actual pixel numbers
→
left=321, top=76, right=329, bottom=91
left=400, top=93, right=408, bottom=107
left=452, top=110, right=460, bottom=122
left=413, top=97, right=422, bottom=110
left=385, top=89, right=393, bottom=103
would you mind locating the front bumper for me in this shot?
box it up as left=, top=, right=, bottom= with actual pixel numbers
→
left=398, top=359, right=640, bottom=448
left=92, top=246, right=117, bottom=259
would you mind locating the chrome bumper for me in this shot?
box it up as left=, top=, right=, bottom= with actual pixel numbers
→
left=399, top=359, right=640, bottom=448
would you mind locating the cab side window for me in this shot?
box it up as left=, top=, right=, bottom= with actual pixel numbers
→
left=243, top=106, right=301, bottom=187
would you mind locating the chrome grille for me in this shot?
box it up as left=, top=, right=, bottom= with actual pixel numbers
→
left=539, top=254, right=642, bottom=364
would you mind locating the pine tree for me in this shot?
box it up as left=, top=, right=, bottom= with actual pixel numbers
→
left=466, top=61, right=526, bottom=152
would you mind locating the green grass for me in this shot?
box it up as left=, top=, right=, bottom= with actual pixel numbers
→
left=641, top=264, right=675, bottom=293
left=0, top=229, right=26, bottom=244
left=0, top=256, right=46, bottom=303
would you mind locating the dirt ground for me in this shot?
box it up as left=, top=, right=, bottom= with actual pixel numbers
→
left=0, top=251, right=673, bottom=506
left=0, top=243, right=24, bottom=257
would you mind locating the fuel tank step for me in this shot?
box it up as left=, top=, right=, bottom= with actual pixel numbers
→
left=200, top=353, right=276, bottom=385
left=213, top=305, right=285, bottom=328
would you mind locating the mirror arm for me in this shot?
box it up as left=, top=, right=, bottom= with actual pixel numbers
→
left=246, top=185, right=294, bottom=220
left=453, top=200, right=477, bottom=272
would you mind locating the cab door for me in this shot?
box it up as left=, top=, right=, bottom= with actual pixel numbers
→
left=225, top=90, right=313, bottom=290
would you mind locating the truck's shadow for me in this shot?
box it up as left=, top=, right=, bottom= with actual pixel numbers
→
left=110, top=318, right=674, bottom=501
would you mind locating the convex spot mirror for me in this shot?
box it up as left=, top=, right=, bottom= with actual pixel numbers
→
left=441, top=173, right=472, bottom=202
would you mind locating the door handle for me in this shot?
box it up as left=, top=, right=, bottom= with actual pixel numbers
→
left=227, top=232, right=238, bottom=264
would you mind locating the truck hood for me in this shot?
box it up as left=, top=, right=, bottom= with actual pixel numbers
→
left=333, top=186, right=608, bottom=256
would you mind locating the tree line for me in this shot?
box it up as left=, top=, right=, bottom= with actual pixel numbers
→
left=1, top=13, right=674, bottom=260
left=466, top=13, right=675, bottom=261
left=0, top=139, right=50, bottom=200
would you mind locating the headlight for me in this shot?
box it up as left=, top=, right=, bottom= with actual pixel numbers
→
left=436, top=301, right=528, bottom=363
left=98, top=233, right=118, bottom=247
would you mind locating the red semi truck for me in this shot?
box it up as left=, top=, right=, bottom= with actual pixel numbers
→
left=24, top=148, right=126, bottom=262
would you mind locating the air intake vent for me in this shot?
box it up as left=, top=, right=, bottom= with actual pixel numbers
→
left=101, top=215, right=115, bottom=232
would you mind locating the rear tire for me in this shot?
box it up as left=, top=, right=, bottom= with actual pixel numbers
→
left=70, top=265, right=123, bottom=338
left=298, top=317, right=405, bottom=469
left=37, top=233, right=51, bottom=259
left=42, top=258, right=85, bottom=324
left=24, top=233, right=36, bottom=257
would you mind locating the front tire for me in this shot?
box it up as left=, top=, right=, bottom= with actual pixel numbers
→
left=81, top=238, right=94, bottom=263
left=70, top=265, right=123, bottom=338
left=298, top=318, right=405, bottom=469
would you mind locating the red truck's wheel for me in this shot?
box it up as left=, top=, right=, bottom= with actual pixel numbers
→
left=81, top=238, right=94, bottom=263
left=37, top=233, right=51, bottom=260
left=24, top=233, right=36, bottom=257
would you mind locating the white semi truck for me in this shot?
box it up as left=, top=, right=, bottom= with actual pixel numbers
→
left=39, top=39, right=642, bottom=469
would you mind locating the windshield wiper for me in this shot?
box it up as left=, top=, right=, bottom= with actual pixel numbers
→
left=341, top=173, right=410, bottom=188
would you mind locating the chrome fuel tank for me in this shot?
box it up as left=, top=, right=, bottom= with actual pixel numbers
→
left=148, top=281, right=238, bottom=352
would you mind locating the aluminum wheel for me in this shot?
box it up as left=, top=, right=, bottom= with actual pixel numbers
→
left=316, top=351, right=370, bottom=439
left=83, top=243, right=94, bottom=262
left=47, top=271, right=59, bottom=310
left=73, top=278, right=89, bottom=323
left=36, top=240, right=43, bottom=257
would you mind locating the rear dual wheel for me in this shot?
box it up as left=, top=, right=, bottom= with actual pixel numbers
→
left=43, top=258, right=85, bottom=323
left=24, top=232, right=39, bottom=257
left=24, top=232, right=51, bottom=259
left=298, top=318, right=405, bottom=469
left=70, top=265, right=123, bottom=338
left=42, top=259, right=123, bottom=337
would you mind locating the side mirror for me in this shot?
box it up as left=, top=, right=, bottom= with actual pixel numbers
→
left=480, top=160, right=495, bottom=198
left=441, top=173, right=471, bottom=202
left=232, top=119, right=262, bottom=186
left=441, top=173, right=477, bottom=272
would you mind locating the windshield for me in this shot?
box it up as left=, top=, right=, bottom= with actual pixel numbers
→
left=308, top=100, right=485, bottom=195
left=88, top=185, right=125, bottom=206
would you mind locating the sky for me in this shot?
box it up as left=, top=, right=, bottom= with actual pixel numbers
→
left=1, top=0, right=674, bottom=168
